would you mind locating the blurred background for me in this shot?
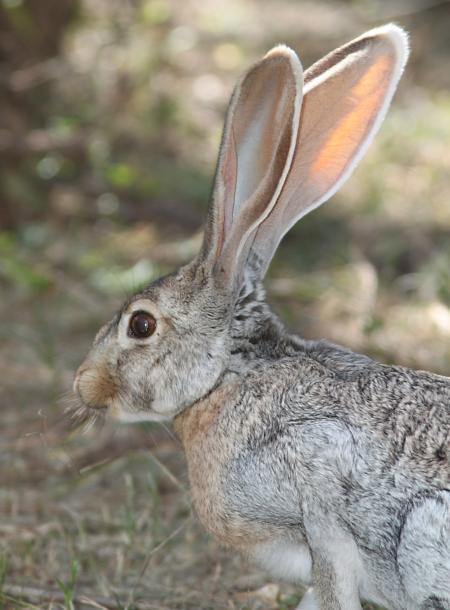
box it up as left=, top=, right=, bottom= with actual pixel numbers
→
left=0, top=0, right=449, bottom=608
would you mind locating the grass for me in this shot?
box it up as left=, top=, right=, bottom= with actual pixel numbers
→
left=56, top=560, right=79, bottom=610
left=0, top=0, right=449, bottom=608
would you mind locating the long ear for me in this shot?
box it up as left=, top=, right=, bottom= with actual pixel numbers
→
left=199, top=45, right=303, bottom=288
left=249, top=24, right=409, bottom=276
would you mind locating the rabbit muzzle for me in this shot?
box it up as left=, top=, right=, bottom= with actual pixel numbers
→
left=74, top=362, right=117, bottom=410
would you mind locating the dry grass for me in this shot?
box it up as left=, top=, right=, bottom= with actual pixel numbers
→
left=0, top=0, right=449, bottom=608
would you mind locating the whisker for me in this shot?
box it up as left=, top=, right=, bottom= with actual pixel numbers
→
left=60, top=392, right=105, bottom=434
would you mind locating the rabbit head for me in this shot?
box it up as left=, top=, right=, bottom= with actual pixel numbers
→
left=73, top=24, right=409, bottom=423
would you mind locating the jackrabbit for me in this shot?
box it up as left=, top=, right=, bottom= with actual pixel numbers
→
left=74, top=24, right=450, bottom=610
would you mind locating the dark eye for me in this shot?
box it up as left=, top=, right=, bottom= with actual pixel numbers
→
left=128, top=311, right=156, bottom=339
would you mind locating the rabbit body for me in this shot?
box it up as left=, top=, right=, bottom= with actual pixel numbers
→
left=175, top=281, right=450, bottom=610
left=75, top=25, right=450, bottom=610
left=175, top=312, right=450, bottom=609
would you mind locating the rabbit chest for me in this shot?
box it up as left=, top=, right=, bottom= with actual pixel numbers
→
left=174, top=382, right=289, bottom=550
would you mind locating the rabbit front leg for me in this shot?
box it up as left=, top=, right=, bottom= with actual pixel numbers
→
left=305, top=516, right=363, bottom=610
left=311, top=552, right=362, bottom=610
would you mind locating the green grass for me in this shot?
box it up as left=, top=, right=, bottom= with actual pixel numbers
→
left=56, top=560, right=78, bottom=610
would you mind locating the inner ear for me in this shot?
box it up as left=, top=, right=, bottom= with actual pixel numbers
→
left=200, top=46, right=303, bottom=283
left=246, top=25, right=409, bottom=278
left=231, top=57, right=299, bottom=219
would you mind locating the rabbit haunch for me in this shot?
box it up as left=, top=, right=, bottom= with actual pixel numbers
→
left=75, top=24, right=450, bottom=610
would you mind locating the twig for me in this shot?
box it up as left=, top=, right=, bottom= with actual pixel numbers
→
left=1, top=584, right=170, bottom=610
left=147, top=449, right=187, bottom=493
left=126, top=517, right=191, bottom=609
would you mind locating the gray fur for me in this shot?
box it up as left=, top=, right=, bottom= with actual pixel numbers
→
left=74, top=25, right=449, bottom=610
left=196, top=278, right=450, bottom=609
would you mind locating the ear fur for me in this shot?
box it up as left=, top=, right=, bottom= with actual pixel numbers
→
left=249, top=24, right=409, bottom=276
left=200, top=45, right=303, bottom=287
left=200, top=24, right=409, bottom=285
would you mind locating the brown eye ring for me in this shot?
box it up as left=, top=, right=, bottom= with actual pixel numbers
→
left=128, top=311, right=157, bottom=339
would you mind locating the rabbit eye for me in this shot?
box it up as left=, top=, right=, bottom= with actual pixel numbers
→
left=128, top=311, right=156, bottom=339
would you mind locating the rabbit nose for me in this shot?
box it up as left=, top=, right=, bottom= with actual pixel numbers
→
left=74, top=364, right=114, bottom=410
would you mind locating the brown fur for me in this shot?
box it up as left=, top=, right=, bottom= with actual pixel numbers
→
left=76, top=366, right=117, bottom=409
left=174, top=384, right=279, bottom=549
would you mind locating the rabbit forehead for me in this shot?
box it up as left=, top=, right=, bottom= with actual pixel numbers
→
left=129, top=265, right=218, bottom=308
left=131, top=267, right=231, bottom=332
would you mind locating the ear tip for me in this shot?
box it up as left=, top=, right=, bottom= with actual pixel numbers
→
left=264, top=44, right=296, bottom=58
left=366, top=23, right=410, bottom=68
left=264, top=44, right=304, bottom=76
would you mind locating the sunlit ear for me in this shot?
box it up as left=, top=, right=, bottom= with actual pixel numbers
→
left=250, top=24, right=409, bottom=275
left=200, top=45, right=303, bottom=284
